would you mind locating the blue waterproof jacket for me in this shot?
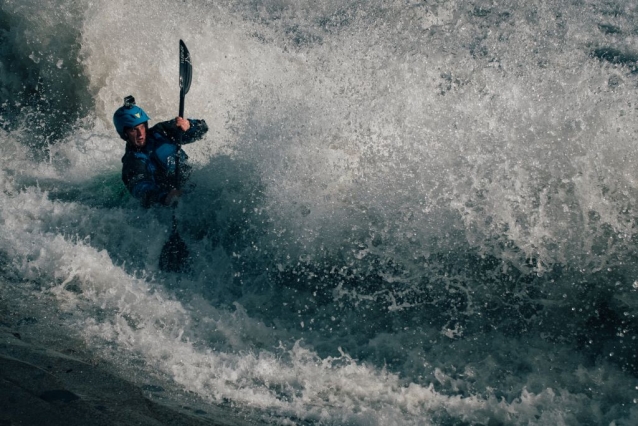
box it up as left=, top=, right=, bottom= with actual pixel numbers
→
left=121, top=118, right=208, bottom=207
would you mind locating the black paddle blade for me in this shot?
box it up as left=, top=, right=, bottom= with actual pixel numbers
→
left=159, top=228, right=191, bottom=273
left=179, top=40, right=192, bottom=95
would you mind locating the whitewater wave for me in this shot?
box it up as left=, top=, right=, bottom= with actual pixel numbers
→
left=2, top=0, right=638, bottom=424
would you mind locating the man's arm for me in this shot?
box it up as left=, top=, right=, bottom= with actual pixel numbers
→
left=150, top=118, right=208, bottom=145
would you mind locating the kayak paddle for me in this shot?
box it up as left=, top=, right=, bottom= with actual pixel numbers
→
left=159, top=39, right=192, bottom=273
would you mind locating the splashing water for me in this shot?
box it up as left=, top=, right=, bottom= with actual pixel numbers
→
left=1, top=0, right=638, bottom=424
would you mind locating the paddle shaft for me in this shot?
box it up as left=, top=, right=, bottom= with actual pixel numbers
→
left=159, top=40, right=192, bottom=273
left=175, top=88, right=185, bottom=191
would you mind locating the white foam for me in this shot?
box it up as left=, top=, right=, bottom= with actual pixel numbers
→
left=2, top=0, right=638, bottom=424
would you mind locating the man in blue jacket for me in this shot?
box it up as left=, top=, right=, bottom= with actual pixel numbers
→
left=113, top=96, right=208, bottom=207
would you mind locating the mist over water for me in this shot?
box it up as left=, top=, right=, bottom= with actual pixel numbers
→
left=2, top=0, right=638, bottom=424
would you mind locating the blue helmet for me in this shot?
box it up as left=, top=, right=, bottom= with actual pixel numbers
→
left=113, top=95, right=150, bottom=139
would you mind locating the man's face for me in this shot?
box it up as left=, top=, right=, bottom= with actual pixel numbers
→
left=125, top=123, right=147, bottom=149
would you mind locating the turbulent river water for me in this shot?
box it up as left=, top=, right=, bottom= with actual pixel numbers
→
left=1, top=0, right=638, bottom=424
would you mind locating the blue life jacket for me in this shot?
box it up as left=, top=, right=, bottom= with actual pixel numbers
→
left=121, top=118, right=208, bottom=207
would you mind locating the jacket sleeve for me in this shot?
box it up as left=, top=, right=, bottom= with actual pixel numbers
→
left=150, top=119, right=208, bottom=145
left=183, top=118, right=208, bottom=144
left=122, top=154, right=169, bottom=207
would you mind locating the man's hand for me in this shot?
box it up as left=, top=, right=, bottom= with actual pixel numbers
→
left=175, top=117, right=191, bottom=132
left=164, top=189, right=183, bottom=206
